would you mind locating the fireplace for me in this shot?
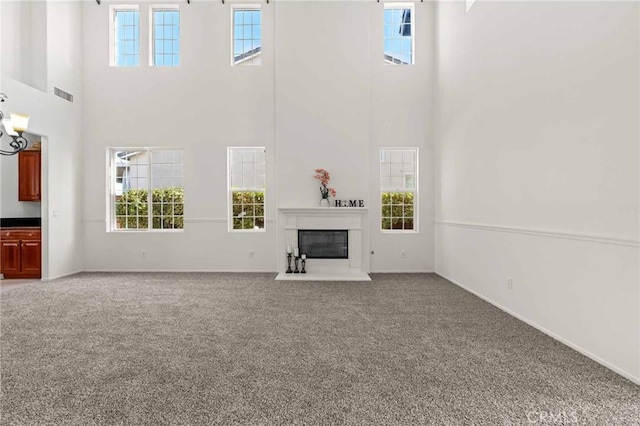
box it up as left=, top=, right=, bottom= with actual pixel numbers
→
left=298, top=230, right=348, bottom=259
left=277, top=207, right=370, bottom=281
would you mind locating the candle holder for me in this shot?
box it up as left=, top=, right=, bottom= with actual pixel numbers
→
left=286, top=253, right=293, bottom=273
left=294, top=256, right=300, bottom=273
left=301, top=258, right=306, bottom=274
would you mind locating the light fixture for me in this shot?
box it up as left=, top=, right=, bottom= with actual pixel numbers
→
left=0, top=93, right=31, bottom=156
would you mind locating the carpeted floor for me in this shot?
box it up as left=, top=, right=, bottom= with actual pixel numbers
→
left=1, top=273, right=638, bottom=425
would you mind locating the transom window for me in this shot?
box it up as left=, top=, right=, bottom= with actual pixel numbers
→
left=110, top=6, right=140, bottom=66
left=232, top=7, right=262, bottom=66
left=228, top=147, right=266, bottom=231
left=380, top=148, right=417, bottom=231
left=152, top=7, right=180, bottom=67
left=384, top=3, right=414, bottom=65
left=110, top=148, right=184, bottom=231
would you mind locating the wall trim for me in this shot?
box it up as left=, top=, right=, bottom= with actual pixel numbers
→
left=435, top=271, right=640, bottom=386
left=68, top=269, right=438, bottom=275
left=436, top=220, right=639, bottom=248
left=42, top=270, right=84, bottom=282
left=84, top=218, right=277, bottom=224
left=184, top=218, right=227, bottom=224
left=83, top=269, right=278, bottom=273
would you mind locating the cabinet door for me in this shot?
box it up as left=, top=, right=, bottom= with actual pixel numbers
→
left=18, top=151, right=41, bottom=201
left=21, top=241, right=41, bottom=277
left=1, top=240, right=21, bottom=276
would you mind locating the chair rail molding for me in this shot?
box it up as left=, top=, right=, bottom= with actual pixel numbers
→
left=436, top=220, right=639, bottom=248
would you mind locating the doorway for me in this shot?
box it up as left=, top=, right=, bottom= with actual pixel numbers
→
left=0, top=133, right=46, bottom=284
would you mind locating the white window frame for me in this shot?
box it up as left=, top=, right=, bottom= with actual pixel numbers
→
left=149, top=4, right=180, bottom=67
left=109, top=4, right=140, bottom=67
left=108, top=147, right=184, bottom=233
left=383, top=2, right=415, bottom=66
left=230, top=4, right=262, bottom=66
left=380, top=147, right=418, bottom=233
left=227, top=147, right=267, bottom=232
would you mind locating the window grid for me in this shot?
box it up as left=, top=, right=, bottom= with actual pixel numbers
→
left=233, top=8, right=262, bottom=66
left=229, top=147, right=266, bottom=231
left=153, top=8, right=180, bottom=67
left=112, top=149, right=184, bottom=231
left=114, top=9, right=140, bottom=66
left=384, top=4, right=414, bottom=65
left=380, top=148, right=417, bottom=231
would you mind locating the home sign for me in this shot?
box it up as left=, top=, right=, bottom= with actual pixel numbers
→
left=334, top=200, right=365, bottom=208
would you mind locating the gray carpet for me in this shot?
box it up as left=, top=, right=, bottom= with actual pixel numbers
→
left=1, top=273, right=638, bottom=425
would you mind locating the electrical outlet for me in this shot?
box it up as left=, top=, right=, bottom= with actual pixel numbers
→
left=401, top=251, right=407, bottom=258
left=249, top=251, right=255, bottom=258
left=507, top=277, right=513, bottom=289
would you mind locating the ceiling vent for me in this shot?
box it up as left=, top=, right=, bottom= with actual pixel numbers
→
left=54, top=87, right=74, bottom=103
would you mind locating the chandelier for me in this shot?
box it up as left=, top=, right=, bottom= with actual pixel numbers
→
left=0, top=93, right=31, bottom=156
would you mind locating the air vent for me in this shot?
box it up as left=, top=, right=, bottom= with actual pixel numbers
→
left=54, top=87, right=74, bottom=103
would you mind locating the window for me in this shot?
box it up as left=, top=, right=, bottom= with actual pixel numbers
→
left=380, top=148, right=417, bottom=231
left=110, top=149, right=184, bottom=231
left=110, top=6, right=140, bottom=66
left=384, top=3, right=414, bottom=65
left=232, top=6, right=262, bottom=66
left=151, top=6, right=180, bottom=67
left=228, top=147, right=266, bottom=231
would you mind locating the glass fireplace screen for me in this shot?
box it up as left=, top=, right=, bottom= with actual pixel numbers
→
left=298, top=230, right=348, bottom=259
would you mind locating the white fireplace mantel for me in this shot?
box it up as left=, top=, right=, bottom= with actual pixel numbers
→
left=276, top=207, right=370, bottom=281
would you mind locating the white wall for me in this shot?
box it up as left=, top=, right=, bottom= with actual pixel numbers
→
left=368, top=1, right=434, bottom=272
left=1, top=0, right=84, bottom=280
left=0, top=1, right=3, bottom=212
left=434, top=1, right=639, bottom=383
left=82, top=0, right=434, bottom=272
left=2, top=0, right=47, bottom=92
left=82, top=0, right=278, bottom=271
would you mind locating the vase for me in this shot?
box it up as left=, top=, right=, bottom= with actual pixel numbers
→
left=319, top=198, right=330, bottom=207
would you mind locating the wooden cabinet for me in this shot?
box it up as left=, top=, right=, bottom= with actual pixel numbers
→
left=18, top=150, right=41, bottom=201
left=0, top=228, right=41, bottom=278
left=0, top=240, right=21, bottom=275
left=21, top=240, right=42, bottom=275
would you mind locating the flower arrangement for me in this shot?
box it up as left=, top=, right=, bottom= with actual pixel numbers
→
left=314, top=168, right=336, bottom=200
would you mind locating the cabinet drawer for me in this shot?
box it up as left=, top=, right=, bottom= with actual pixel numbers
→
left=1, top=229, right=41, bottom=240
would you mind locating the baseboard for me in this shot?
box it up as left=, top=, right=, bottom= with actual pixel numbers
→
left=43, top=270, right=83, bottom=282
left=82, top=269, right=277, bottom=273
left=63, top=269, right=436, bottom=274
left=435, top=271, right=640, bottom=386
left=68, top=269, right=436, bottom=276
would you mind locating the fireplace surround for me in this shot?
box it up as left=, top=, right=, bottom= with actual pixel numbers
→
left=276, top=207, right=370, bottom=281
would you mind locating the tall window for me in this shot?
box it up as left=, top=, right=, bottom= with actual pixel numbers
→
left=384, top=3, right=414, bottom=65
left=111, top=6, right=139, bottom=66
left=228, top=147, right=266, bottom=231
left=232, top=6, right=262, bottom=66
left=152, top=7, right=180, bottom=67
left=110, top=149, right=184, bottom=231
left=380, top=148, right=417, bottom=231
